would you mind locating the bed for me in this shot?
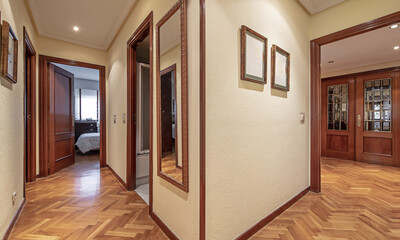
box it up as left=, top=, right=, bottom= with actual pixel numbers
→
left=75, top=133, right=100, bottom=154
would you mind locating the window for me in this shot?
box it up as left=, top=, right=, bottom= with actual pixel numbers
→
left=327, top=84, right=348, bottom=130
left=364, top=78, right=391, bottom=132
left=75, top=89, right=99, bottom=121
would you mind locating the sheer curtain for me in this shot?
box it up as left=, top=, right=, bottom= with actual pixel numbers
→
left=75, top=89, right=99, bottom=121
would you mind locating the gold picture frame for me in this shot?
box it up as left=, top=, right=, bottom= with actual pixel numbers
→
left=271, top=44, right=290, bottom=91
left=240, top=25, right=267, bottom=84
left=1, top=20, right=18, bottom=83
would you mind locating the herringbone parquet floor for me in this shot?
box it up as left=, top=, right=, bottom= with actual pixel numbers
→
left=161, top=153, right=182, bottom=182
left=9, top=152, right=168, bottom=240
left=251, top=158, right=400, bottom=240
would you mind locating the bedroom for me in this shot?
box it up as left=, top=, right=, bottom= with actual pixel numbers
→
left=53, top=63, right=102, bottom=170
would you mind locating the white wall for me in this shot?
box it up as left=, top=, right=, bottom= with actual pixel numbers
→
left=205, top=0, right=310, bottom=239
left=322, top=60, right=400, bottom=78
left=75, top=78, right=100, bottom=90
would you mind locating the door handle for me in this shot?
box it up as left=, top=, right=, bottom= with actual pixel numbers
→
left=357, top=114, right=362, bottom=127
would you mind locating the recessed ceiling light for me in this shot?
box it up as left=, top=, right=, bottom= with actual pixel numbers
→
left=73, top=26, right=80, bottom=32
left=394, top=46, right=400, bottom=50
left=390, top=24, right=399, bottom=29
left=328, top=60, right=334, bottom=64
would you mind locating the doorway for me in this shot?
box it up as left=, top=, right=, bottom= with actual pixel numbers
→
left=310, top=12, right=400, bottom=192
left=126, top=13, right=153, bottom=210
left=23, top=27, right=36, bottom=185
left=321, top=69, right=399, bottom=166
left=38, top=55, right=106, bottom=178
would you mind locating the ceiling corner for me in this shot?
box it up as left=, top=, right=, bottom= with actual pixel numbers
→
left=24, top=0, right=39, bottom=35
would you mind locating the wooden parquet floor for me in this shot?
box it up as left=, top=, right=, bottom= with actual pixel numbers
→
left=251, top=158, right=400, bottom=240
left=161, top=153, right=182, bottom=182
left=9, top=152, right=168, bottom=240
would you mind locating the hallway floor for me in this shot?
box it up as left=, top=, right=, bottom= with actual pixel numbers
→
left=251, top=158, right=400, bottom=239
left=9, top=153, right=167, bottom=240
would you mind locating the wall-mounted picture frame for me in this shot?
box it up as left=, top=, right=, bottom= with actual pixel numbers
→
left=240, top=25, right=267, bottom=84
left=271, top=44, right=290, bottom=91
left=1, top=20, right=18, bottom=83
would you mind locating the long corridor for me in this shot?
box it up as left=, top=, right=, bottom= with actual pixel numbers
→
left=9, top=154, right=167, bottom=239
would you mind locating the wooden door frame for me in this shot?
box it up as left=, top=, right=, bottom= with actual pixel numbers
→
left=39, top=55, right=106, bottom=177
left=126, top=12, right=153, bottom=213
left=159, top=64, right=179, bottom=170
left=310, top=11, right=400, bottom=192
left=23, top=27, right=36, bottom=187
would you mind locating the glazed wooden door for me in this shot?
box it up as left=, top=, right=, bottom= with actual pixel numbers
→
left=48, top=64, right=75, bottom=174
left=355, top=71, right=399, bottom=166
left=321, top=78, right=355, bottom=160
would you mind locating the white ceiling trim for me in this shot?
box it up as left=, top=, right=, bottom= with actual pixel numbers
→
left=27, top=0, right=136, bottom=50
left=298, top=0, right=346, bottom=15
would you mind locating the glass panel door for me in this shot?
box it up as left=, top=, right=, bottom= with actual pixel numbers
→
left=327, top=83, right=348, bottom=130
left=364, top=78, right=391, bottom=132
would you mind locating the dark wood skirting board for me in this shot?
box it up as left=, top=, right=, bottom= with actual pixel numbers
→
left=106, top=164, right=128, bottom=190
left=235, top=187, right=310, bottom=240
left=310, top=11, right=400, bottom=193
left=199, top=0, right=206, bottom=239
left=2, top=198, right=26, bottom=240
left=150, top=212, right=179, bottom=240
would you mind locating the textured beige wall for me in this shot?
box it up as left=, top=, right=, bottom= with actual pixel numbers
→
left=322, top=60, right=400, bottom=78
left=310, top=0, right=400, bottom=40
left=0, top=0, right=38, bottom=237
left=160, top=44, right=182, bottom=167
left=106, top=0, right=199, bottom=238
left=205, top=0, right=310, bottom=239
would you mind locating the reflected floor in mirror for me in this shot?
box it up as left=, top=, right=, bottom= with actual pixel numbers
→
left=161, top=153, right=182, bottom=182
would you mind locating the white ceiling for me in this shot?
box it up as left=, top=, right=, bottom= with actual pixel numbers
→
left=54, top=63, right=100, bottom=81
left=298, top=0, right=346, bottom=15
left=27, top=0, right=136, bottom=50
left=160, top=10, right=180, bottom=55
left=321, top=24, right=400, bottom=74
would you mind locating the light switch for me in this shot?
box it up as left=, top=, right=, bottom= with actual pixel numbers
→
left=123, top=113, right=127, bottom=124
left=113, top=114, right=117, bottom=124
left=300, top=113, right=305, bottom=124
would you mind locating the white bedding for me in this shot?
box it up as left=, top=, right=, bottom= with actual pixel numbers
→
left=76, top=133, right=100, bottom=154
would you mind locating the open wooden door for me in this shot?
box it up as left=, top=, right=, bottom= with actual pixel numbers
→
left=48, top=63, right=75, bottom=174
left=321, top=77, right=355, bottom=160
left=355, top=71, right=399, bottom=166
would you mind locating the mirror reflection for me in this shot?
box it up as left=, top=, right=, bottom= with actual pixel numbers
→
left=159, top=6, right=184, bottom=184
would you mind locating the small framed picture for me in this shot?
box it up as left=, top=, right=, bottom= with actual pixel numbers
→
left=1, top=20, right=18, bottom=83
left=240, top=25, right=267, bottom=84
left=271, top=44, right=290, bottom=91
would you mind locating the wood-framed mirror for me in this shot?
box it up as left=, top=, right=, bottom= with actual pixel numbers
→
left=156, top=0, right=188, bottom=192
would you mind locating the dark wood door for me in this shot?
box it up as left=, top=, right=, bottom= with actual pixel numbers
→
left=48, top=64, right=75, bottom=174
left=355, top=71, right=399, bottom=166
left=161, top=72, right=173, bottom=157
left=322, top=78, right=355, bottom=160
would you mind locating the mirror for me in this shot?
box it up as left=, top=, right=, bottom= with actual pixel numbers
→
left=157, top=0, right=188, bottom=192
